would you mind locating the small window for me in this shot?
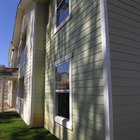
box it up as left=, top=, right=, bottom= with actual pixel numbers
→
left=55, top=61, right=69, bottom=119
left=19, top=33, right=27, bottom=67
left=20, top=33, right=26, bottom=53
left=56, top=0, right=71, bottom=28
left=19, top=77, right=24, bottom=98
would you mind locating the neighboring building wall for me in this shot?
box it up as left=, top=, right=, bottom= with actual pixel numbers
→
left=45, top=0, right=105, bottom=140
left=108, top=1, right=140, bottom=140
left=16, top=3, right=35, bottom=125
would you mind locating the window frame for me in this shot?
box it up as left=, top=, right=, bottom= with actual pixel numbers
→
left=54, top=0, right=72, bottom=33
left=54, top=59, right=72, bottom=130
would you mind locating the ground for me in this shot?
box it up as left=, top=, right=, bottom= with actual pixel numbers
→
left=0, top=111, right=58, bottom=140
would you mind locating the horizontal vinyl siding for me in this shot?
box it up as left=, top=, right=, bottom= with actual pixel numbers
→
left=17, top=4, right=35, bottom=125
left=108, top=0, right=140, bottom=140
left=45, top=0, right=104, bottom=140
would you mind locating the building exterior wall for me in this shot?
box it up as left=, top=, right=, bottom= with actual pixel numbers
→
left=9, top=0, right=140, bottom=139
left=44, top=0, right=105, bottom=140
left=16, top=3, right=35, bottom=125
left=9, top=0, right=48, bottom=128
left=107, top=0, right=140, bottom=140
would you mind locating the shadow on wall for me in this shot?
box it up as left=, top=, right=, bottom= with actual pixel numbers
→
left=45, top=0, right=105, bottom=140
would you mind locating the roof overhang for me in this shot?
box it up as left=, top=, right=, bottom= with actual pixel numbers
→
left=12, top=0, right=48, bottom=48
left=0, top=75, right=17, bottom=80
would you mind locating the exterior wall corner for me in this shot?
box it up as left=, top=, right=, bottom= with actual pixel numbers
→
left=100, top=0, right=114, bottom=140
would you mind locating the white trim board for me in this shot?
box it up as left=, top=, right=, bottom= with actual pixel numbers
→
left=100, top=0, right=114, bottom=140
left=30, top=1, right=37, bottom=128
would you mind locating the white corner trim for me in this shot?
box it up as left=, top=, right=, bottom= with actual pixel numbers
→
left=100, top=0, right=114, bottom=140
left=30, top=1, right=37, bottom=127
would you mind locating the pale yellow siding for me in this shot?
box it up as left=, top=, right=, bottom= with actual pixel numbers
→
left=108, top=0, right=140, bottom=140
left=44, top=0, right=105, bottom=140
left=16, top=2, right=47, bottom=127
left=16, top=3, right=35, bottom=125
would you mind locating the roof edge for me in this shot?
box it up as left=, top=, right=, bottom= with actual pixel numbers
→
left=12, top=0, right=34, bottom=47
left=12, top=0, right=48, bottom=48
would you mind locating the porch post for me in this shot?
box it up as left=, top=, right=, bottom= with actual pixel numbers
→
left=1, top=78, right=5, bottom=112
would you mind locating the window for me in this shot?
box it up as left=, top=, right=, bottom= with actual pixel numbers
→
left=54, top=61, right=72, bottom=129
left=20, top=33, right=26, bottom=53
left=19, top=77, right=24, bottom=98
left=19, top=33, right=27, bottom=67
left=56, top=0, right=71, bottom=29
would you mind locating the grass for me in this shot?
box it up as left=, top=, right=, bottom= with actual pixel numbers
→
left=0, top=111, right=58, bottom=140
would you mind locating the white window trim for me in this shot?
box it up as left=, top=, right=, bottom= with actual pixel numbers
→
left=54, top=58, right=72, bottom=130
left=55, top=89, right=69, bottom=93
left=54, top=0, right=72, bottom=33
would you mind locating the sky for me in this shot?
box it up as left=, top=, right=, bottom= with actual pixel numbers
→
left=0, top=0, right=19, bottom=66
